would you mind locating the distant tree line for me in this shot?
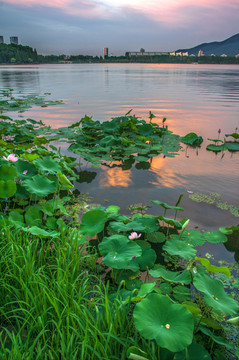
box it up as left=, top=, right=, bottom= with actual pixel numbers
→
left=1, top=43, right=239, bottom=65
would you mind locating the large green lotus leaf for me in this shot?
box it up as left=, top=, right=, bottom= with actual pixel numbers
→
left=181, top=132, right=203, bottom=146
left=125, top=278, right=143, bottom=291
left=0, top=180, right=17, bottom=198
left=193, top=273, right=239, bottom=315
left=34, top=156, right=62, bottom=174
left=80, top=209, right=106, bottom=236
left=163, top=239, right=197, bottom=259
left=151, top=200, right=184, bottom=212
left=15, top=160, right=37, bottom=180
left=133, top=293, right=194, bottom=352
left=173, top=285, right=191, bottom=302
left=199, top=325, right=233, bottom=350
left=8, top=211, right=25, bottom=228
left=150, top=265, right=191, bottom=285
left=0, top=164, right=17, bottom=181
left=106, top=205, right=120, bottom=214
left=181, top=229, right=205, bottom=246
left=113, top=269, right=140, bottom=284
left=99, top=235, right=142, bottom=269
left=136, top=247, right=157, bottom=271
left=132, top=215, right=160, bottom=233
left=25, top=205, right=42, bottom=227
left=206, top=144, right=227, bottom=152
left=109, top=220, right=146, bottom=232
left=225, top=132, right=239, bottom=140
left=23, top=226, right=59, bottom=238
left=225, top=141, right=239, bottom=151
left=23, top=175, right=57, bottom=198
left=195, top=257, right=231, bottom=277
left=204, top=231, right=227, bottom=244
left=134, top=155, right=149, bottom=162
left=147, top=231, right=166, bottom=243
left=174, top=343, right=212, bottom=360
left=158, top=283, right=172, bottom=295
left=46, top=216, right=58, bottom=230
left=158, top=216, right=183, bottom=229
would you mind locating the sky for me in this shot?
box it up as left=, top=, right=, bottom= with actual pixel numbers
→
left=0, top=0, right=239, bottom=56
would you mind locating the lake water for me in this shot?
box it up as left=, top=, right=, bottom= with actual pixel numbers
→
left=0, top=63, right=239, bottom=261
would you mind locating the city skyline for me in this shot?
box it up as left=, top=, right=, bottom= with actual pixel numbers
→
left=0, top=0, right=239, bottom=55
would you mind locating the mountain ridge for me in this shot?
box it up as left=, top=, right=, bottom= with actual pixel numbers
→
left=177, top=33, right=239, bottom=56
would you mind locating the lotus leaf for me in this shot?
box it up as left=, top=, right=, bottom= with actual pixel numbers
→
left=206, top=144, right=227, bottom=152
left=106, top=205, right=120, bottom=213
left=136, top=246, right=157, bottom=271
left=135, top=162, right=151, bottom=170
left=132, top=215, right=160, bottom=233
left=225, top=132, right=239, bottom=139
left=174, top=343, right=212, bottom=360
left=225, top=141, right=239, bottom=151
left=180, top=229, right=205, bottom=246
left=22, top=153, right=39, bottom=161
left=23, top=175, right=57, bottom=198
left=193, top=273, right=239, bottom=315
left=147, top=231, right=166, bottom=243
left=15, top=160, right=37, bottom=179
left=34, top=156, right=62, bottom=174
left=133, top=293, right=194, bottom=352
left=23, top=226, right=59, bottom=238
left=158, top=216, right=183, bottom=229
left=0, top=179, right=17, bottom=198
left=158, top=283, right=172, bottom=295
left=181, top=132, right=203, bottom=146
left=125, top=278, right=143, bottom=291
left=137, top=282, right=157, bottom=298
left=99, top=235, right=142, bottom=269
left=80, top=209, right=106, bottom=236
left=173, top=285, right=191, bottom=302
left=204, top=231, right=227, bottom=244
left=0, top=164, right=17, bottom=181
left=195, top=257, right=231, bottom=277
left=149, top=266, right=191, bottom=285
left=109, top=220, right=146, bottom=232
left=8, top=211, right=25, bottom=228
left=199, top=325, right=233, bottom=350
left=25, top=205, right=42, bottom=227
left=151, top=200, right=184, bottom=212
left=163, top=239, right=197, bottom=259
left=46, top=216, right=58, bottom=229
left=57, top=172, right=74, bottom=188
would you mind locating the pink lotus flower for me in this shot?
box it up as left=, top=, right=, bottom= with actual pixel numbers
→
left=3, top=154, right=18, bottom=162
left=120, top=119, right=123, bottom=123
left=218, top=129, right=221, bottom=134
left=23, top=170, right=28, bottom=175
left=128, top=232, right=141, bottom=240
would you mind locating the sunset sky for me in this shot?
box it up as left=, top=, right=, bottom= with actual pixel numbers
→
left=1, top=0, right=239, bottom=55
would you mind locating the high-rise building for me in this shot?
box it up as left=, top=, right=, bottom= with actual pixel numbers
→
left=0, top=36, right=4, bottom=44
left=103, top=47, right=108, bottom=59
left=10, top=36, right=18, bottom=45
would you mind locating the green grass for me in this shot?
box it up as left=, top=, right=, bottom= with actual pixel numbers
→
left=0, top=228, right=156, bottom=360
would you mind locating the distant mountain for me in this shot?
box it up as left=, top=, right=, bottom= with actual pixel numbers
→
left=177, top=33, right=239, bottom=56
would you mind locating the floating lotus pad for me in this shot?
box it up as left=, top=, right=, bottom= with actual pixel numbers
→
left=163, top=238, right=197, bottom=259
left=133, top=293, right=194, bottom=352
left=204, top=231, right=227, bottom=244
left=180, top=229, right=205, bottom=246
left=99, top=234, right=142, bottom=270
left=150, top=265, right=191, bottom=285
left=193, top=273, right=239, bottom=315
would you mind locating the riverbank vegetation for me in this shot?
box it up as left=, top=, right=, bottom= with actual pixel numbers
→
left=1, top=43, right=239, bottom=65
left=0, top=91, right=239, bottom=359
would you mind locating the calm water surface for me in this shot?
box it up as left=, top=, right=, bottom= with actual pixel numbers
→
left=1, top=63, right=239, bottom=261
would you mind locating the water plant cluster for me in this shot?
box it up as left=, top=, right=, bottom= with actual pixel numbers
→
left=0, top=92, right=239, bottom=359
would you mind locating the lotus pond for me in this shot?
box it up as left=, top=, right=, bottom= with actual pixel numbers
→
left=0, top=89, right=239, bottom=359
